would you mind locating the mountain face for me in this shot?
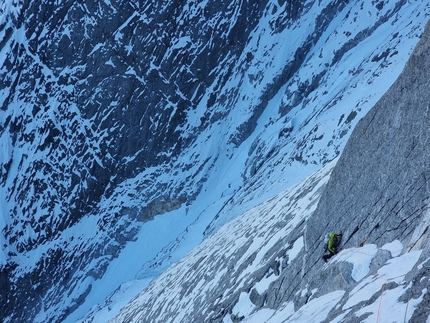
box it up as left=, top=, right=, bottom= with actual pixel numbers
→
left=111, top=20, right=430, bottom=323
left=0, top=0, right=429, bottom=322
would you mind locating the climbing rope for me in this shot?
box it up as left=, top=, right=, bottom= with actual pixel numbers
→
left=331, top=235, right=410, bottom=322
left=372, top=272, right=408, bottom=323
left=352, top=238, right=408, bottom=323
left=372, top=272, right=388, bottom=323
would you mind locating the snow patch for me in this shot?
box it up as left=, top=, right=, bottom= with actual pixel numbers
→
left=254, top=268, right=277, bottom=294
left=381, top=240, right=403, bottom=257
left=286, top=236, right=304, bottom=263
left=251, top=291, right=345, bottom=323
left=344, top=249, right=423, bottom=311
left=333, top=244, right=378, bottom=282
left=232, top=292, right=255, bottom=318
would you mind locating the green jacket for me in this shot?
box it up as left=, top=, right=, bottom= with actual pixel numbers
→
left=327, top=232, right=341, bottom=254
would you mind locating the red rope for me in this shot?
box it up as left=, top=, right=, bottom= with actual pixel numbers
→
left=373, top=273, right=388, bottom=323
left=353, top=238, right=407, bottom=322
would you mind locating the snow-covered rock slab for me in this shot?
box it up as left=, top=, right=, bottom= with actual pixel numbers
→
left=109, top=159, right=336, bottom=323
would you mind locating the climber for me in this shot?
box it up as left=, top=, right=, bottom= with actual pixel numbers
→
left=322, top=231, right=342, bottom=262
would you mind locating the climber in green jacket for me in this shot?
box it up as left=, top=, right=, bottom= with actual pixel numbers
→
left=322, top=231, right=342, bottom=262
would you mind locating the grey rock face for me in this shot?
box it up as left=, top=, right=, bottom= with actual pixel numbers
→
left=302, top=19, right=430, bottom=321
left=307, top=19, right=430, bottom=262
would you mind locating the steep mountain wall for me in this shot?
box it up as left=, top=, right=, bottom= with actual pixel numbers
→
left=0, top=1, right=271, bottom=321
left=1, top=0, right=429, bottom=322
left=307, top=17, right=430, bottom=274
left=109, top=20, right=430, bottom=323
left=303, top=19, right=430, bottom=321
left=109, top=152, right=337, bottom=323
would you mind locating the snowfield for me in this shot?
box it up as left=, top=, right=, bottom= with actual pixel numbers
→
left=108, top=160, right=337, bottom=323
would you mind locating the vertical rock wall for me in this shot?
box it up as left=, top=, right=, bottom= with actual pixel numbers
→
left=305, top=19, right=430, bottom=296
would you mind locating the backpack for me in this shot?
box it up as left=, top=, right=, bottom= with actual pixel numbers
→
left=323, top=232, right=336, bottom=251
left=323, top=233, right=330, bottom=251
